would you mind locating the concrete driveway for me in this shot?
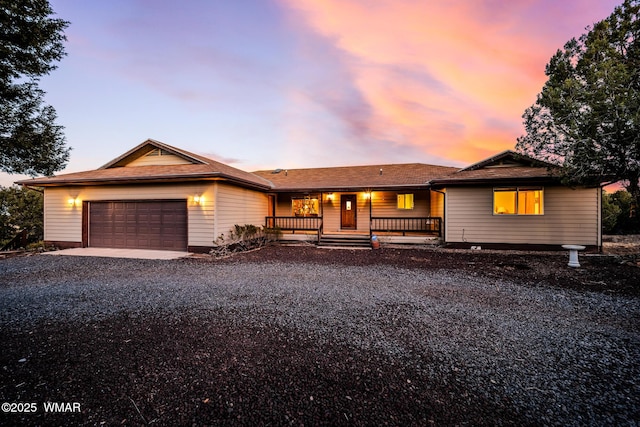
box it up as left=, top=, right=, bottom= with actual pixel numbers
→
left=41, top=247, right=192, bottom=260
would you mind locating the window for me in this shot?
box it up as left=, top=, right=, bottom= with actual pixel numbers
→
left=493, top=187, right=543, bottom=215
left=397, top=193, right=414, bottom=210
left=494, top=188, right=517, bottom=214
left=292, top=196, right=319, bottom=216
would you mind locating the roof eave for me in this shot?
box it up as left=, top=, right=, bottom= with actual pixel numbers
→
left=267, top=183, right=433, bottom=193
left=16, top=173, right=273, bottom=191
left=429, top=177, right=560, bottom=187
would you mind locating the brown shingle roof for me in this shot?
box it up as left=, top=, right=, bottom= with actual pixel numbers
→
left=429, top=151, right=561, bottom=186
left=17, top=143, right=565, bottom=191
left=16, top=140, right=274, bottom=189
left=431, top=166, right=558, bottom=183
left=253, top=163, right=459, bottom=191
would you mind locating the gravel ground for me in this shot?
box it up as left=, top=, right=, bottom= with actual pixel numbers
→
left=0, top=246, right=638, bottom=426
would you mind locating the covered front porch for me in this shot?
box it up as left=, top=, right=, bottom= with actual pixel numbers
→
left=265, top=189, right=444, bottom=245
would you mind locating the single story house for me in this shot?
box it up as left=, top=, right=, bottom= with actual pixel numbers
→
left=17, top=139, right=602, bottom=251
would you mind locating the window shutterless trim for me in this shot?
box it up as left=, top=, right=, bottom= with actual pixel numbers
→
left=397, top=193, right=414, bottom=210
left=493, top=187, right=544, bottom=215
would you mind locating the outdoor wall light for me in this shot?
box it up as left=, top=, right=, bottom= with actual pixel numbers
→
left=326, top=193, right=334, bottom=201
left=194, top=195, right=204, bottom=205
left=68, top=197, right=80, bottom=206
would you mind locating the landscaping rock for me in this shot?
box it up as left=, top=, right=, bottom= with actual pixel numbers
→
left=0, top=247, right=637, bottom=426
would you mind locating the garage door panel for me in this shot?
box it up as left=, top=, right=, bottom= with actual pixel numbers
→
left=89, top=201, right=187, bottom=251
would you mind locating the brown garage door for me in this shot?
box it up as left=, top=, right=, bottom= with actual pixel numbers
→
left=89, top=201, right=187, bottom=251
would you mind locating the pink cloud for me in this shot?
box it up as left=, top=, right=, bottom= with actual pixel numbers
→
left=279, top=0, right=620, bottom=164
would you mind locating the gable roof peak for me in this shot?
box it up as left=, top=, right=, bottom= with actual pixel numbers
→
left=459, top=150, right=556, bottom=172
left=99, top=139, right=211, bottom=169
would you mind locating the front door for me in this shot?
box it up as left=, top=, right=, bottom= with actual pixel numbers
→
left=341, top=194, right=357, bottom=230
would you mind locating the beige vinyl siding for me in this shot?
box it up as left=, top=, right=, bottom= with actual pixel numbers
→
left=324, top=193, right=371, bottom=232
left=444, top=186, right=599, bottom=245
left=274, top=191, right=435, bottom=233
left=44, top=188, right=84, bottom=243
left=322, top=194, right=341, bottom=232
left=274, top=193, right=294, bottom=217
left=125, top=153, right=193, bottom=166
left=43, top=183, right=216, bottom=247
left=273, top=192, right=371, bottom=233
left=371, top=191, right=430, bottom=217
left=214, top=182, right=268, bottom=239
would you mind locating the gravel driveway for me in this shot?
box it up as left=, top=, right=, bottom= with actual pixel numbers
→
left=1, top=250, right=638, bottom=426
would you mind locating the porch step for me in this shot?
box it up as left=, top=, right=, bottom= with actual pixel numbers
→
left=318, top=234, right=372, bottom=248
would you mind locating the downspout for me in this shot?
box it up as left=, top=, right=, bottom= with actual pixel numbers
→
left=432, top=188, right=446, bottom=242
left=213, top=182, right=219, bottom=242
left=598, top=186, right=603, bottom=253
left=319, top=192, right=324, bottom=244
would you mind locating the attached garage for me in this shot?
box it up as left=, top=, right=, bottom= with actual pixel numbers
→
left=18, top=140, right=272, bottom=253
left=88, top=200, right=188, bottom=251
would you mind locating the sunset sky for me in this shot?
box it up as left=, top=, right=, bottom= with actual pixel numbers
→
left=3, top=0, right=622, bottom=186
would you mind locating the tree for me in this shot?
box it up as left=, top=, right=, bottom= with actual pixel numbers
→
left=0, top=0, right=70, bottom=176
left=0, top=185, right=43, bottom=246
left=602, top=190, right=622, bottom=233
left=516, top=0, right=640, bottom=225
left=603, top=189, right=639, bottom=234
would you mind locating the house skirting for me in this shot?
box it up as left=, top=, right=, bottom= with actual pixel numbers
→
left=45, top=241, right=82, bottom=249
left=278, top=234, right=318, bottom=243
left=188, top=246, right=214, bottom=254
left=444, top=242, right=600, bottom=252
left=377, top=235, right=440, bottom=245
left=277, top=233, right=441, bottom=246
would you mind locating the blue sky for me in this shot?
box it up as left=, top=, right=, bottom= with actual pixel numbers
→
left=3, top=0, right=621, bottom=186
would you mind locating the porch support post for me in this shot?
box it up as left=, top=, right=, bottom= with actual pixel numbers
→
left=369, top=190, right=373, bottom=239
